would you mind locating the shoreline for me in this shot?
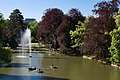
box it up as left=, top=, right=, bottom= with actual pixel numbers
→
left=12, top=47, right=120, bottom=69
left=82, top=55, right=120, bottom=69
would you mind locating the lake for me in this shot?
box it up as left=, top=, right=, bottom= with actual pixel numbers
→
left=0, top=53, right=120, bottom=80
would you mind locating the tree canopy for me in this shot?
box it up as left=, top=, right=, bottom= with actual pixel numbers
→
left=0, top=13, right=4, bottom=48
left=37, top=8, right=85, bottom=53
left=81, top=0, right=120, bottom=59
left=70, top=19, right=88, bottom=48
left=37, top=8, right=64, bottom=49
left=109, top=11, right=120, bottom=64
left=8, top=9, right=26, bottom=49
left=29, top=22, right=39, bottom=42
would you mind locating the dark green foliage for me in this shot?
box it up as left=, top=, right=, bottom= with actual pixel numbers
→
left=0, top=13, right=12, bottom=64
left=0, top=13, right=4, bottom=48
left=2, top=19, right=11, bottom=47
left=8, top=9, right=26, bottom=49
left=0, top=48, right=12, bottom=63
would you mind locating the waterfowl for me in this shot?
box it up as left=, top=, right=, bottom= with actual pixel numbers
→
left=50, top=65, right=58, bottom=69
left=29, top=56, right=32, bottom=58
left=48, top=53, right=55, bottom=56
left=37, top=69, right=44, bottom=73
left=28, top=66, right=36, bottom=71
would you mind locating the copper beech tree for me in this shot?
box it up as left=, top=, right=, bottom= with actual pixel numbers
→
left=37, top=8, right=64, bottom=49
left=81, top=0, right=120, bottom=59
left=37, top=8, right=85, bottom=53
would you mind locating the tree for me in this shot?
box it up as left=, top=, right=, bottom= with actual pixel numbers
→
left=37, top=8, right=64, bottom=49
left=29, top=22, right=39, bottom=42
left=2, top=19, right=11, bottom=47
left=0, top=13, right=4, bottom=48
left=57, top=15, right=71, bottom=53
left=67, top=8, right=85, bottom=31
left=70, top=18, right=88, bottom=49
left=81, top=0, right=120, bottom=59
left=109, top=11, right=120, bottom=64
left=0, top=13, right=12, bottom=64
left=56, top=8, right=85, bottom=54
left=8, top=9, right=26, bottom=49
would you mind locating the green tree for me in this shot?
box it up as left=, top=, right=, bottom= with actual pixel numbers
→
left=0, top=13, right=4, bottom=48
left=9, top=9, right=26, bottom=49
left=29, top=22, right=39, bottom=42
left=70, top=19, right=88, bottom=48
left=109, top=11, right=120, bottom=64
left=2, top=19, right=11, bottom=47
left=0, top=13, right=12, bottom=64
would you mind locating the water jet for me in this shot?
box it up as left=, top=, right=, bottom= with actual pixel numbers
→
left=17, top=27, right=32, bottom=58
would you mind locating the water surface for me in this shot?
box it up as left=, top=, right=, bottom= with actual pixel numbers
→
left=0, top=53, right=120, bottom=80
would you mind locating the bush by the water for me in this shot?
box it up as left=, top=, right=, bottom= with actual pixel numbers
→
left=0, top=48, right=12, bottom=63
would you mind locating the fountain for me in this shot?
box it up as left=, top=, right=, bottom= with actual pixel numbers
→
left=17, top=27, right=32, bottom=58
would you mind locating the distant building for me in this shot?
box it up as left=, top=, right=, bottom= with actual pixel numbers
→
left=25, top=18, right=36, bottom=23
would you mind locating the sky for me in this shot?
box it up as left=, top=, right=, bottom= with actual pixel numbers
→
left=0, top=0, right=110, bottom=22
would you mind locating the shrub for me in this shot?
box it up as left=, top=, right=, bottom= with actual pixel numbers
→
left=0, top=48, right=12, bottom=63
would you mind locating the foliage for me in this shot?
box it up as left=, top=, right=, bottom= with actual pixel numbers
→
left=70, top=19, right=88, bottom=48
left=37, top=8, right=64, bottom=49
left=9, top=9, right=25, bottom=31
left=109, top=11, right=120, bottom=64
left=0, top=13, right=12, bottom=64
left=8, top=9, right=26, bottom=49
left=92, top=0, right=119, bottom=32
left=57, top=15, right=71, bottom=53
left=0, top=48, right=12, bottom=63
left=0, top=13, right=4, bottom=48
left=67, top=8, right=85, bottom=31
left=92, top=0, right=120, bottom=19
left=81, top=0, right=119, bottom=59
left=37, top=8, right=85, bottom=53
left=56, top=8, right=85, bottom=53
left=2, top=19, right=11, bottom=47
left=29, top=22, right=39, bottom=42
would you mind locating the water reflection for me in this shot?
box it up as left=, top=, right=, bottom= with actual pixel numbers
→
left=6, top=63, right=29, bottom=68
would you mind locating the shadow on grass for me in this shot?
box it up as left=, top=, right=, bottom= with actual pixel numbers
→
left=0, top=73, right=69, bottom=80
